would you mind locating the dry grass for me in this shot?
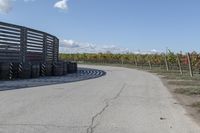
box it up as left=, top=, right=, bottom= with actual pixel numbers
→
left=174, top=87, right=200, bottom=95
left=149, top=69, right=200, bottom=80
left=191, top=102, right=200, bottom=109
left=168, top=81, right=200, bottom=86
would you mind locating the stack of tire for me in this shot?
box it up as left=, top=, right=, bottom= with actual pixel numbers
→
left=0, top=62, right=19, bottom=80
left=31, top=63, right=40, bottom=78
left=0, top=62, right=34, bottom=80
left=67, top=62, right=77, bottom=73
left=63, top=61, right=68, bottom=75
left=0, top=61, right=77, bottom=80
left=73, top=62, right=78, bottom=72
left=53, top=62, right=64, bottom=76
left=52, top=61, right=78, bottom=76
left=18, top=63, right=32, bottom=79
left=40, top=63, right=53, bottom=76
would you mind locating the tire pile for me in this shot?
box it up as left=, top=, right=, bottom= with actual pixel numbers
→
left=0, top=61, right=77, bottom=80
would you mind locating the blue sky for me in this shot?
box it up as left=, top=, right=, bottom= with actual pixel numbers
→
left=0, top=0, right=200, bottom=53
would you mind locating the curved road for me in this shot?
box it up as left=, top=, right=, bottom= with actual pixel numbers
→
left=0, top=65, right=200, bottom=133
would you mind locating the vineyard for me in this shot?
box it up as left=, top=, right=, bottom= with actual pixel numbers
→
left=60, top=51, right=200, bottom=77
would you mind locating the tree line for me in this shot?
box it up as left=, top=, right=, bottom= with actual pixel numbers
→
left=60, top=51, right=200, bottom=77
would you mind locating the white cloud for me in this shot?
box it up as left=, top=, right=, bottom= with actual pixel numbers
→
left=59, top=39, right=162, bottom=54
left=59, top=39, right=130, bottom=54
left=0, top=0, right=35, bottom=14
left=133, top=49, right=160, bottom=54
left=23, top=0, right=35, bottom=2
left=0, top=0, right=12, bottom=14
left=54, top=0, right=68, bottom=10
left=102, top=45, right=129, bottom=54
left=60, top=40, right=80, bottom=48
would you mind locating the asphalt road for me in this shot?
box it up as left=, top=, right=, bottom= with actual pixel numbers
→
left=0, top=65, right=200, bottom=133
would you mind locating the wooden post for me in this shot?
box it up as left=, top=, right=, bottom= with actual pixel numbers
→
left=164, top=55, right=169, bottom=71
left=177, top=55, right=183, bottom=75
left=135, top=56, right=138, bottom=67
left=148, top=60, right=152, bottom=70
left=187, top=53, right=193, bottom=77
left=121, top=57, right=124, bottom=65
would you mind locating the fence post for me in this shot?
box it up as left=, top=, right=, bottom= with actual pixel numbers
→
left=187, top=53, right=193, bottom=77
left=20, top=27, right=27, bottom=64
left=164, top=54, right=169, bottom=71
left=148, top=60, right=152, bottom=70
left=121, top=57, right=124, bottom=65
left=135, top=56, right=138, bottom=67
left=53, top=37, right=59, bottom=63
left=43, top=34, right=47, bottom=63
left=176, top=54, right=183, bottom=75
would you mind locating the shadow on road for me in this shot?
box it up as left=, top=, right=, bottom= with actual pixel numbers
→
left=0, top=68, right=106, bottom=91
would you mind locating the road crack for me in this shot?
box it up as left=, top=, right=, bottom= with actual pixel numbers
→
left=86, top=84, right=126, bottom=133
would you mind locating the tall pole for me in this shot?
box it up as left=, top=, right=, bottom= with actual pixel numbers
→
left=177, top=54, right=183, bottom=75
left=187, top=53, right=193, bottom=77
left=148, top=60, right=152, bottom=70
left=164, top=54, right=169, bottom=71
left=135, top=55, right=138, bottom=67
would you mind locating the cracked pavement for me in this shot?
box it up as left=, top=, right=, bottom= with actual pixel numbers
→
left=0, top=65, right=200, bottom=133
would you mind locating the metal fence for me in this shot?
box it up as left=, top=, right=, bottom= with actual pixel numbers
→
left=0, top=21, right=77, bottom=80
left=0, top=21, right=59, bottom=63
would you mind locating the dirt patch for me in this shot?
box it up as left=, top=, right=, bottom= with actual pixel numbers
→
left=158, top=75, right=200, bottom=125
